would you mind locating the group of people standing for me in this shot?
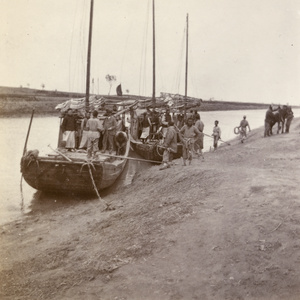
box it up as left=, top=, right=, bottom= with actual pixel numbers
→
left=135, top=108, right=223, bottom=170
left=60, top=108, right=124, bottom=160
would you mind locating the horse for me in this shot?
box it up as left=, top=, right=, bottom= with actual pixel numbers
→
left=115, top=131, right=127, bottom=156
left=270, top=105, right=289, bottom=135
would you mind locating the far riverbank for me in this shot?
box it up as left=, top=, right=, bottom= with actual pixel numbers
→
left=0, top=86, right=276, bottom=117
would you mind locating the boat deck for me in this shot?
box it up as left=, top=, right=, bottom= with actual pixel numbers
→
left=44, top=149, right=124, bottom=165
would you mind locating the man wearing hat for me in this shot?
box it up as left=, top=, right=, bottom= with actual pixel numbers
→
left=238, top=115, right=251, bottom=143
left=101, top=109, right=117, bottom=154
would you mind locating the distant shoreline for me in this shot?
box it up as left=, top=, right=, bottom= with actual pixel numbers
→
left=0, top=104, right=269, bottom=118
left=1, top=85, right=296, bottom=117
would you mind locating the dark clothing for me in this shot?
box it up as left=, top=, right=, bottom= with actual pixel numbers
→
left=141, top=115, right=150, bottom=128
left=151, top=111, right=160, bottom=125
left=61, top=115, right=77, bottom=132
left=285, top=111, right=294, bottom=133
left=264, top=109, right=275, bottom=137
left=265, top=109, right=275, bottom=123
left=165, top=113, right=172, bottom=123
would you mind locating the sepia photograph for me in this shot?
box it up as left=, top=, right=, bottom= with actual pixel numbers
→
left=0, top=0, right=300, bottom=299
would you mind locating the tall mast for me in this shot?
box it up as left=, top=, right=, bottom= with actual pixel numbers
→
left=152, top=0, right=156, bottom=105
left=184, top=13, right=189, bottom=116
left=85, top=0, right=94, bottom=112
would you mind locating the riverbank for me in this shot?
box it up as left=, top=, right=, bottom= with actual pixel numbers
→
left=1, top=119, right=300, bottom=299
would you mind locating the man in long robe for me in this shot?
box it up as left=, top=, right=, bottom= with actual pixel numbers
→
left=61, top=108, right=77, bottom=151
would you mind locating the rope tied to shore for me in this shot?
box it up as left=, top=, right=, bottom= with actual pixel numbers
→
left=83, top=160, right=112, bottom=210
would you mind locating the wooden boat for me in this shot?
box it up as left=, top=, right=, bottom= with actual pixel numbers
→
left=20, top=0, right=133, bottom=195
left=130, top=136, right=182, bottom=162
left=20, top=139, right=130, bottom=194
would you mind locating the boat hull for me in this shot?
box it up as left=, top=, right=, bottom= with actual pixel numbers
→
left=130, top=138, right=182, bottom=162
left=21, top=142, right=130, bottom=195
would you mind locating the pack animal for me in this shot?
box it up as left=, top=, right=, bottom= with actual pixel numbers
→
left=115, top=131, right=127, bottom=155
left=270, top=105, right=289, bottom=134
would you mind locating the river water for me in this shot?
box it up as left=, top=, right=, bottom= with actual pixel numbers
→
left=0, top=109, right=299, bottom=225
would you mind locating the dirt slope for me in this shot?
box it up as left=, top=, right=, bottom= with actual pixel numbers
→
left=1, top=120, right=300, bottom=300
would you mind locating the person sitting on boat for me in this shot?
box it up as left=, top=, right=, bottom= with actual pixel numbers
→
left=86, top=110, right=103, bottom=160
left=79, top=112, right=90, bottom=149
left=238, top=115, right=251, bottom=143
left=101, top=109, right=117, bottom=154
left=140, top=111, right=151, bottom=143
left=61, top=108, right=77, bottom=152
left=179, top=117, right=201, bottom=166
left=159, top=121, right=178, bottom=170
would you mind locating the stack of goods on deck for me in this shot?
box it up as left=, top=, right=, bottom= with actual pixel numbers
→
left=55, top=95, right=105, bottom=116
left=160, top=92, right=202, bottom=109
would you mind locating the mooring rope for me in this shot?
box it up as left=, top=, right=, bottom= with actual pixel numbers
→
left=20, top=174, right=24, bottom=213
left=85, top=161, right=111, bottom=209
left=85, top=161, right=102, bottom=200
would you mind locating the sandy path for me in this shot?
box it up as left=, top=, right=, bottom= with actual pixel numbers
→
left=1, top=119, right=300, bottom=300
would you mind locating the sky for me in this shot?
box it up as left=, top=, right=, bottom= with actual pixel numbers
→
left=1, top=0, right=300, bottom=105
